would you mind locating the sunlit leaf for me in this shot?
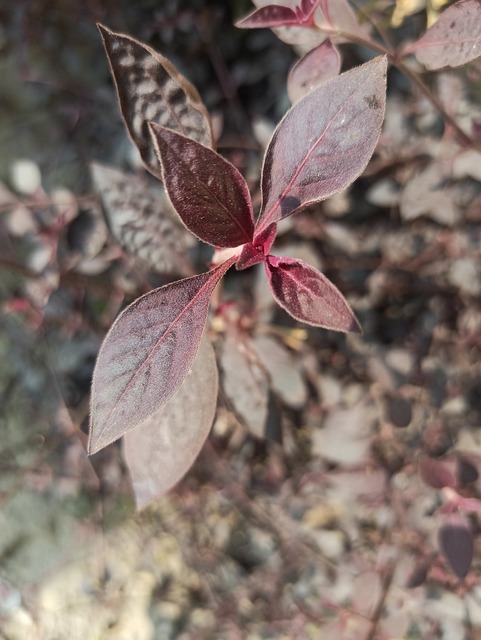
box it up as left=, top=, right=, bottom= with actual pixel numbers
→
left=438, top=514, right=473, bottom=579
left=91, top=163, right=194, bottom=275
left=288, top=40, right=341, bottom=103
left=221, top=332, right=270, bottom=439
left=89, top=257, right=235, bottom=454
left=149, top=124, right=254, bottom=247
left=408, top=0, right=481, bottom=69
left=316, top=0, right=364, bottom=36
left=122, top=333, right=218, bottom=508
left=265, top=255, right=361, bottom=332
left=236, top=4, right=301, bottom=27
left=256, top=56, right=387, bottom=233
left=98, top=24, right=213, bottom=179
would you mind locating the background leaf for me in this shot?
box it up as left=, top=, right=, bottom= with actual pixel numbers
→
left=89, top=257, right=235, bottom=454
left=409, top=0, right=481, bottom=70
left=256, top=56, right=387, bottom=233
left=252, top=335, right=307, bottom=409
left=220, top=331, right=270, bottom=439
left=150, top=124, right=254, bottom=247
left=98, top=24, right=213, bottom=179
left=91, top=163, right=195, bottom=275
left=438, top=514, right=474, bottom=579
left=265, top=255, right=361, bottom=332
left=287, top=39, right=341, bottom=103
left=122, top=333, right=218, bottom=508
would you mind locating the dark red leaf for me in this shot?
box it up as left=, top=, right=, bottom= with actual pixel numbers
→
left=89, top=257, right=235, bottom=454
left=98, top=24, right=213, bottom=179
left=288, top=39, right=341, bottom=103
left=407, top=0, right=481, bottom=70
left=236, top=223, right=277, bottom=271
left=149, top=124, right=255, bottom=248
left=236, top=5, right=300, bottom=29
left=265, top=255, right=361, bottom=332
left=122, top=333, right=218, bottom=508
left=438, top=514, right=473, bottom=579
left=256, top=56, right=387, bottom=233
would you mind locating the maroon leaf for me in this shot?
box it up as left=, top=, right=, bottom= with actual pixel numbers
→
left=122, top=333, right=218, bottom=508
left=287, top=39, right=341, bottom=103
left=236, top=5, right=301, bottom=28
left=438, top=514, right=474, bottom=579
left=255, top=56, right=387, bottom=233
left=265, top=255, right=361, bottom=332
left=149, top=124, right=255, bottom=248
left=90, top=162, right=194, bottom=275
left=89, top=257, right=235, bottom=454
left=98, top=24, right=213, bottom=179
left=407, top=0, right=481, bottom=70
left=418, top=455, right=457, bottom=489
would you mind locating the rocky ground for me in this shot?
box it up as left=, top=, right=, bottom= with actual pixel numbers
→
left=1, top=1, right=481, bottom=638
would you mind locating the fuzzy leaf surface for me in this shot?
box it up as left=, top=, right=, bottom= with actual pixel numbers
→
left=98, top=24, right=213, bottom=179
left=265, top=255, right=361, bottom=332
left=89, top=257, right=235, bottom=454
left=91, top=163, right=194, bottom=275
left=150, top=124, right=254, bottom=247
left=122, top=333, right=218, bottom=508
left=287, top=39, right=341, bottom=103
left=256, top=56, right=387, bottom=233
left=409, top=0, right=481, bottom=70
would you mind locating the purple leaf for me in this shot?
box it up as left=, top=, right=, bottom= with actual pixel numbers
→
left=88, top=257, right=235, bottom=454
left=418, top=456, right=457, bottom=489
left=408, top=0, right=481, bottom=70
left=98, top=24, right=213, bottom=179
left=122, top=333, right=218, bottom=508
left=236, top=5, right=300, bottom=28
left=256, top=56, right=387, bottom=233
left=90, top=163, right=194, bottom=275
left=287, top=39, right=341, bottom=103
left=438, top=514, right=474, bottom=579
left=149, top=124, right=255, bottom=248
left=265, top=255, right=362, bottom=332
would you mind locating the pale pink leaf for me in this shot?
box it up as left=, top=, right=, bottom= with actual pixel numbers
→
left=352, top=571, right=382, bottom=618
left=88, top=257, right=235, bottom=454
left=90, top=162, right=194, bottom=275
left=122, top=333, right=218, bottom=508
left=98, top=24, right=213, bottom=179
left=316, top=0, right=365, bottom=37
left=409, top=0, right=481, bottom=70
left=252, top=335, right=307, bottom=409
left=149, top=124, right=254, bottom=247
left=438, top=513, right=473, bottom=579
left=256, top=56, right=387, bottom=233
left=288, top=40, right=341, bottom=103
left=265, top=255, right=361, bottom=332
left=221, top=332, right=270, bottom=439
